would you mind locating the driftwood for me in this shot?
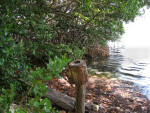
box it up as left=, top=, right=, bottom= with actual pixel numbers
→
left=45, top=87, right=92, bottom=112
left=45, top=87, right=75, bottom=111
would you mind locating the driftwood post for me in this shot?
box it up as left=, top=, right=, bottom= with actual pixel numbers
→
left=67, top=59, right=88, bottom=113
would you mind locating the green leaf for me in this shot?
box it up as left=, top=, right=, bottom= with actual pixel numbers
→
left=10, top=84, right=15, bottom=91
left=2, top=88, right=7, bottom=94
left=2, top=49, right=7, bottom=53
left=33, top=101, right=39, bottom=107
left=8, top=37, right=12, bottom=41
left=33, top=85, right=39, bottom=95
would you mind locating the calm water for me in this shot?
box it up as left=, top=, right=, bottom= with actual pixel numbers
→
left=87, top=43, right=150, bottom=100
left=87, top=8, right=150, bottom=99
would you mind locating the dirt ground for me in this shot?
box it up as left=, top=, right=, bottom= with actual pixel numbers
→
left=45, top=75, right=150, bottom=113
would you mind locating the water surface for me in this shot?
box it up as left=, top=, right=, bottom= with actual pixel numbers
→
left=87, top=8, right=150, bottom=99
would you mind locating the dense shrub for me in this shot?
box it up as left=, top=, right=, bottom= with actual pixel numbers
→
left=0, top=0, right=149, bottom=112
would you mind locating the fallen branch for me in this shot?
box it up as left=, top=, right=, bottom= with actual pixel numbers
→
left=45, top=87, right=75, bottom=111
left=18, top=78, right=93, bottom=112
left=45, top=87, right=93, bottom=111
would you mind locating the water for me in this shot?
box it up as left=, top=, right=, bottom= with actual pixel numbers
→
left=87, top=43, right=150, bottom=100
left=87, top=8, right=150, bottom=99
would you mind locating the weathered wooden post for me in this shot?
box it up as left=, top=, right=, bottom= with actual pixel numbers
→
left=67, top=59, right=88, bottom=113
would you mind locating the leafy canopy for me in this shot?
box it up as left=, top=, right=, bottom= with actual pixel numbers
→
left=0, top=0, right=149, bottom=112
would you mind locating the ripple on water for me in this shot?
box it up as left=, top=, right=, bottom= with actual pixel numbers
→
left=87, top=47, right=150, bottom=100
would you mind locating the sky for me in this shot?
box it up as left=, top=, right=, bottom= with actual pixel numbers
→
left=122, top=8, right=150, bottom=48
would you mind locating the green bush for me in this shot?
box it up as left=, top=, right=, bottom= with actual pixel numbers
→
left=0, top=84, right=15, bottom=113
left=0, top=56, right=70, bottom=112
left=0, top=1, right=71, bottom=111
left=0, top=0, right=148, bottom=112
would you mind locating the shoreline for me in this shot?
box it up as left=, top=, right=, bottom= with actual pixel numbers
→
left=45, top=74, right=150, bottom=112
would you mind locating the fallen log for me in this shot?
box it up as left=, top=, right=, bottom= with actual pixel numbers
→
left=45, top=87, right=75, bottom=111
left=45, top=87, right=93, bottom=112
left=18, top=78, right=93, bottom=112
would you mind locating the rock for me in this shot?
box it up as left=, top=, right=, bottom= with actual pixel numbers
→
left=9, top=103, right=18, bottom=113
left=95, top=72, right=102, bottom=75
left=59, top=110, right=66, bottom=113
left=89, top=69, right=99, bottom=73
left=85, top=101, right=92, bottom=110
left=91, top=104, right=99, bottom=112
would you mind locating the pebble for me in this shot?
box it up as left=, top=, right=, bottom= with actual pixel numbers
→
left=91, top=104, right=99, bottom=112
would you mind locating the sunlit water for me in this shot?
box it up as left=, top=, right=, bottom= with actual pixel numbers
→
left=87, top=8, right=150, bottom=99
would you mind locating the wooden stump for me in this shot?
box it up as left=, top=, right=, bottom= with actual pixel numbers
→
left=68, top=59, right=88, bottom=113
left=75, top=84, right=86, bottom=113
